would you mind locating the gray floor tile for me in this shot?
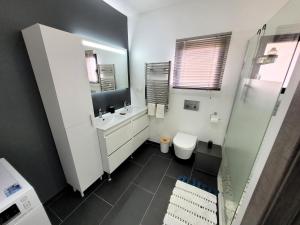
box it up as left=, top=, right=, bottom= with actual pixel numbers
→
left=134, top=155, right=171, bottom=193
left=44, top=141, right=219, bottom=225
left=191, top=170, right=217, bottom=189
left=142, top=176, right=176, bottom=225
left=146, top=142, right=174, bottom=159
left=46, top=207, right=62, bottom=225
left=95, top=161, right=142, bottom=204
left=101, top=185, right=153, bottom=225
left=62, top=194, right=111, bottom=225
left=154, top=147, right=174, bottom=159
left=84, top=178, right=105, bottom=195
left=166, top=159, right=193, bottom=179
left=47, top=186, right=87, bottom=220
left=130, top=144, right=156, bottom=165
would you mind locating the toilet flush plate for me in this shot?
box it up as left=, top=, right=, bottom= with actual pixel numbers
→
left=184, top=100, right=199, bottom=111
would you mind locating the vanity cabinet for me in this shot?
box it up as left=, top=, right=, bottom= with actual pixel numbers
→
left=22, top=24, right=103, bottom=196
left=105, top=121, right=132, bottom=155
left=97, top=111, right=149, bottom=176
left=132, top=126, right=150, bottom=151
left=132, top=114, right=149, bottom=136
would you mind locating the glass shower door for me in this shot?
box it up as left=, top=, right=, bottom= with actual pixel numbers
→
left=221, top=32, right=299, bottom=224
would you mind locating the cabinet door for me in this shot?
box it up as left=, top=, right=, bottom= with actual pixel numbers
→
left=132, top=114, right=149, bottom=136
left=40, top=25, right=93, bottom=128
left=105, top=122, right=132, bottom=155
left=132, top=126, right=150, bottom=152
left=66, top=121, right=103, bottom=191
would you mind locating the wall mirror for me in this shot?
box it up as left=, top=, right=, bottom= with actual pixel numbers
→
left=81, top=39, right=129, bottom=93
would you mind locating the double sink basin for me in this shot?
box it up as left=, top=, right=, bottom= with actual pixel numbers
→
left=94, top=106, right=147, bottom=131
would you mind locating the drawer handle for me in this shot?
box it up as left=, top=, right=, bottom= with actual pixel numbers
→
left=133, top=126, right=149, bottom=138
left=107, top=139, right=132, bottom=157
left=133, top=113, right=147, bottom=122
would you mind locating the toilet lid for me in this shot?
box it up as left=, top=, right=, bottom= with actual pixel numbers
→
left=173, top=132, right=197, bottom=150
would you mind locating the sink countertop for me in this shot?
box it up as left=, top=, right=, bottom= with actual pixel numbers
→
left=94, top=106, right=147, bottom=131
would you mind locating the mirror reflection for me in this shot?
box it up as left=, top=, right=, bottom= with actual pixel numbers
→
left=81, top=40, right=129, bottom=93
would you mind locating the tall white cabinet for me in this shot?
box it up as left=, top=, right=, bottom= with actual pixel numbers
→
left=22, top=24, right=103, bottom=196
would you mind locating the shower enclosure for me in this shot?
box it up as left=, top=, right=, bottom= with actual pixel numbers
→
left=220, top=0, right=300, bottom=224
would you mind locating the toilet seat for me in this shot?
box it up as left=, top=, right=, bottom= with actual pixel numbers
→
left=173, top=132, right=197, bottom=151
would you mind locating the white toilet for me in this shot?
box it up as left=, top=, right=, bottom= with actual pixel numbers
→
left=173, top=132, right=198, bottom=160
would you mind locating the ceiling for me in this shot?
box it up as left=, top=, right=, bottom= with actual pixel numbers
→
left=103, top=0, right=186, bottom=15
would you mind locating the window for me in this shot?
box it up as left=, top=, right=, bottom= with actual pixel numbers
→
left=251, top=33, right=300, bottom=89
left=85, top=51, right=98, bottom=83
left=173, top=32, right=231, bottom=90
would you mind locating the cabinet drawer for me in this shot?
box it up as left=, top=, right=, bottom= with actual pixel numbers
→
left=132, top=126, right=149, bottom=151
left=132, top=114, right=149, bottom=136
left=105, top=122, right=132, bottom=155
left=108, top=140, right=133, bottom=173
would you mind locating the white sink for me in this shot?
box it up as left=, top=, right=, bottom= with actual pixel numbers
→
left=95, top=113, right=124, bottom=126
left=94, top=106, right=147, bottom=131
left=118, top=106, right=133, bottom=116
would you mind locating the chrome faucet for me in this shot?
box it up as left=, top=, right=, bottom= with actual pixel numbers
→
left=99, top=108, right=104, bottom=120
left=123, top=100, right=127, bottom=111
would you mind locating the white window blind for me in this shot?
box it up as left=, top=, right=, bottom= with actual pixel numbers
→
left=173, top=32, right=231, bottom=90
left=85, top=51, right=98, bottom=83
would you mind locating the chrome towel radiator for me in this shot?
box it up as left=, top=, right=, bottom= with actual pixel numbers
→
left=145, top=61, right=171, bottom=111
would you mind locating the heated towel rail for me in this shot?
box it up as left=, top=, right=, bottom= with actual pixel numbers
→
left=97, top=64, right=116, bottom=91
left=145, top=61, right=171, bottom=111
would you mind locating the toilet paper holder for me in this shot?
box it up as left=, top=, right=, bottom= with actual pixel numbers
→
left=210, top=112, right=220, bottom=123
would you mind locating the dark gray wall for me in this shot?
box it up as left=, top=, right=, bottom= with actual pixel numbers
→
left=92, top=88, right=131, bottom=116
left=0, top=0, right=129, bottom=202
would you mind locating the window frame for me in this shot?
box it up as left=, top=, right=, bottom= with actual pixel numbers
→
left=172, top=32, right=232, bottom=91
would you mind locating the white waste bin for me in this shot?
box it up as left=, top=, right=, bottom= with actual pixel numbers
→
left=160, top=136, right=171, bottom=153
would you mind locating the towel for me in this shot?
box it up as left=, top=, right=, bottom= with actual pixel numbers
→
left=148, top=103, right=156, bottom=116
left=156, top=104, right=165, bottom=118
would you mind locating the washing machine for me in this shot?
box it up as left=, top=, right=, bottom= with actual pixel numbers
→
left=0, top=158, right=51, bottom=225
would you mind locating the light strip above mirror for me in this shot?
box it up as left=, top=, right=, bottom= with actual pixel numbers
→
left=81, top=40, right=127, bottom=55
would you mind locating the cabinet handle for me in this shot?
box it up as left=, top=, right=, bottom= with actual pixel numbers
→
left=133, top=113, right=147, bottom=122
left=90, top=113, right=95, bottom=127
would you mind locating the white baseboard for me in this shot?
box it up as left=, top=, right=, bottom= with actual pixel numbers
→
left=147, top=137, right=160, bottom=144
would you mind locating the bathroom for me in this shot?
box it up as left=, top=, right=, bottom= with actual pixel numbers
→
left=1, top=0, right=300, bottom=224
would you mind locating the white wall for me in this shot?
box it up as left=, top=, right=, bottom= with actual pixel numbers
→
left=129, top=0, right=288, bottom=145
